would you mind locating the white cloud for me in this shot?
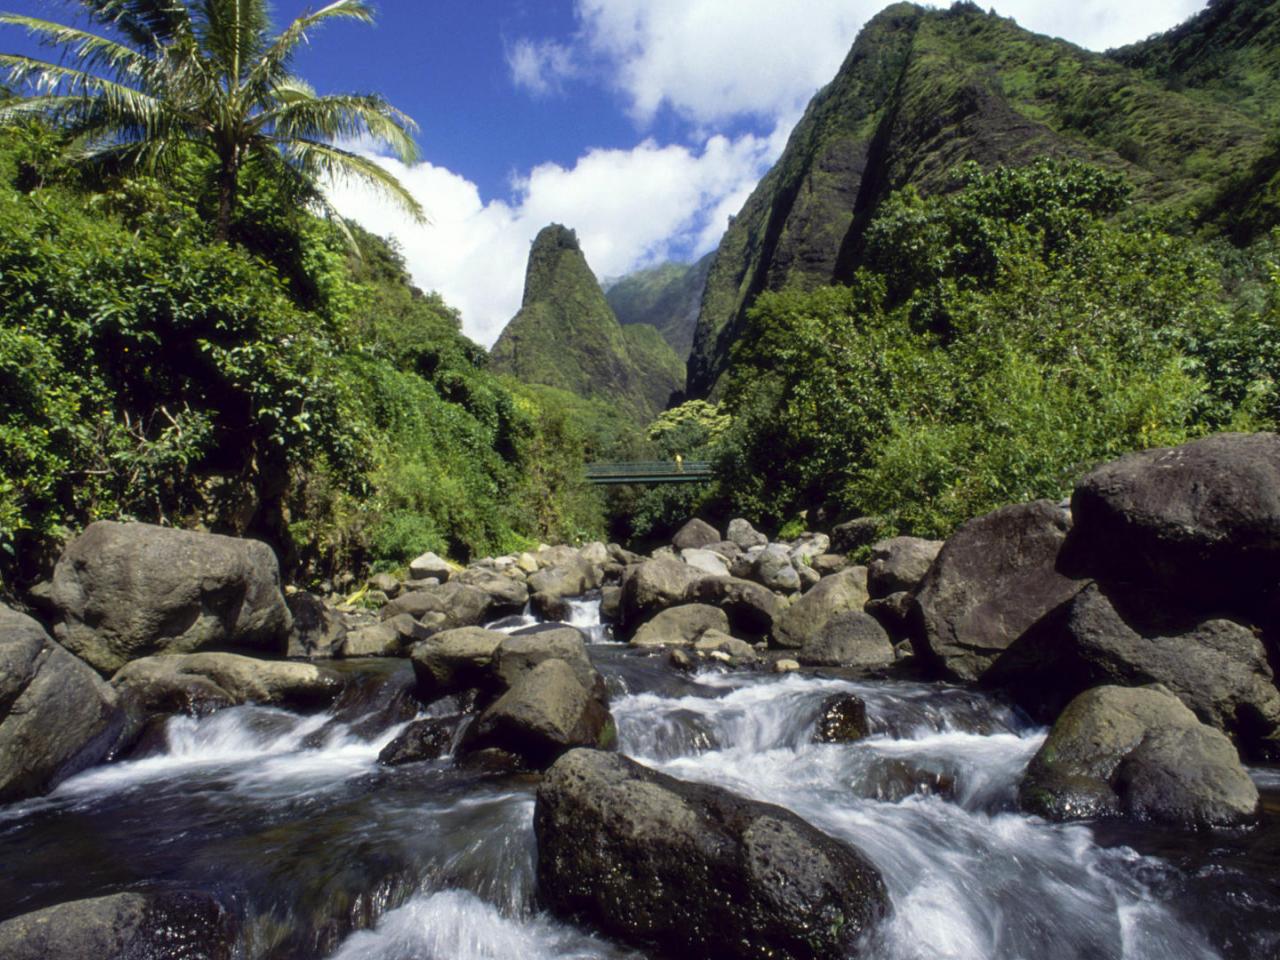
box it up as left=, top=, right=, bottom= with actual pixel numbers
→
left=987, top=1, right=1208, bottom=51
left=326, top=126, right=788, bottom=347
left=506, top=38, right=577, bottom=97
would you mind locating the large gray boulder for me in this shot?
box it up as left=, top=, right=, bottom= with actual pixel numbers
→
left=753, top=543, right=802, bottom=593
left=113, top=652, right=342, bottom=718
left=797, top=611, right=895, bottom=669
left=1019, top=685, right=1259, bottom=829
left=672, top=518, right=721, bottom=551
left=529, top=557, right=601, bottom=602
left=772, top=567, right=869, bottom=650
left=491, top=627, right=601, bottom=695
left=535, top=749, right=888, bottom=960
left=408, top=550, right=452, bottom=582
left=867, top=537, right=942, bottom=599
left=910, top=501, right=1084, bottom=682
left=727, top=517, right=768, bottom=549
left=687, top=576, right=782, bottom=641
left=453, top=568, right=529, bottom=617
left=461, top=659, right=615, bottom=769
left=681, top=548, right=731, bottom=578
left=632, top=604, right=730, bottom=647
left=285, top=593, right=346, bottom=660
left=0, top=891, right=237, bottom=960
left=1064, top=432, right=1280, bottom=619
left=380, top=581, right=493, bottom=629
left=620, top=557, right=707, bottom=629
left=0, top=605, right=125, bottom=802
left=986, top=584, right=1280, bottom=758
left=409, top=627, right=507, bottom=699
left=49, top=521, right=292, bottom=675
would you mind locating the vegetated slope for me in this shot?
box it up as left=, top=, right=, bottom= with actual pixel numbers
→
left=687, top=0, right=1277, bottom=397
left=491, top=225, right=685, bottom=422
left=604, top=252, right=714, bottom=360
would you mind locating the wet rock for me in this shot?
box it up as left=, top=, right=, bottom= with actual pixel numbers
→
left=286, top=592, right=346, bottom=659
left=727, top=517, right=768, bottom=549
left=867, top=537, right=942, bottom=599
left=380, top=581, right=493, bottom=630
left=531, top=591, right=572, bottom=622
left=492, top=627, right=601, bottom=695
left=694, top=629, right=759, bottom=663
left=774, top=659, right=801, bottom=674
left=772, top=567, right=869, bottom=649
left=377, top=717, right=458, bottom=765
left=668, top=648, right=696, bottom=672
left=754, top=543, right=802, bottom=593
left=632, top=604, right=730, bottom=647
left=1019, top=685, right=1259, bottom=828
left=1063, top=432, right=1280, bottom=620
left=0, top=890, right=237, bottom=960
left=409, top=627, right=507, bottom=698
left=620, top=558, right=708, bottom=629
left=49, top=521, right=292, bottom=675
left=408, top=551, right=452, bottom=582
left=600, top=586, right=621, bottom=622
left=987, top=584, right=1280, bottom=757
left=687, top=576, right=782, bottom=640
left=815, top=694, right=870, bottom=742
left=681, top=548, right=731, bottom=577
left=798, top=611, right=895, bottom=669
left=462, top=660, right=615, bottom=768
left=831, top=517, right=883, bottom=553
left=535, top=749, right=888, bottom=960
left=673, top=518, right=721, bottom=551
left=856, top=758, right=957, bottom=802
left=0, top=604, right=125, bottom=803
left=910, top=500, right=1084, bottom=682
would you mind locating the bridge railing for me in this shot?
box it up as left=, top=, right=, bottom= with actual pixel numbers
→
left=584, top=461, right=714, bottom=484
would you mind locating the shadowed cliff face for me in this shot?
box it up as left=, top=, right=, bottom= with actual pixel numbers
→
left=605, top=252, right=714, bottom=362
left=687, top=0, right=1280, bottom=399
left=490, top=225, right=685, bottom=423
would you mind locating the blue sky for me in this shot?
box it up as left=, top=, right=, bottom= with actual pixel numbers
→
left=2, top=0, right=1209, bottom=345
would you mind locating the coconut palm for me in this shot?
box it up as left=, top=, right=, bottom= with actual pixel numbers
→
left=0, top=0, right=423, bottom=240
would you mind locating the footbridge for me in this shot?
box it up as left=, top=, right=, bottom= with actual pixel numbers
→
left=585, top=460, right=714, bottom=485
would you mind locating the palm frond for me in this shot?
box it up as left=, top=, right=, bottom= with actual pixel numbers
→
left=0, top=14, right=153, bottom=79
left=194, top=0, right=271, bottom=84
left=263, top=91, right=419, bottom=163
left=79, top=0, right=194, bottom=48
left=0, top=54, right=167, bottom=130
left=283, top=137, right=426, bottom=223
left=246, top=0, right=373, bottom=89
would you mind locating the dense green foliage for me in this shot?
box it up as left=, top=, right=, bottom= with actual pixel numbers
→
left=0, top=124, right=601, bottom=585
left=720, top=160, right=1280, bottom=537
left=604, top=252, right=713, bottom=360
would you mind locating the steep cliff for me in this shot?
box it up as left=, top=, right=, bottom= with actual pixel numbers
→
left=604, top=252, right=714, bottom=361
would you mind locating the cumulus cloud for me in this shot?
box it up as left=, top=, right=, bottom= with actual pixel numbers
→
left=326, top=127, right=788, bottom=347
left=988, top=1, right=1208, bottom=51
left=506, top=37, right=577, bottom=97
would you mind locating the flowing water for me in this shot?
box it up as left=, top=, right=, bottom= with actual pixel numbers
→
left=1, top=600, right=1278, bottom=959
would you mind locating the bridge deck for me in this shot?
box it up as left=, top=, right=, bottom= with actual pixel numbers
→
left=585, top=461, right=713, bottom=485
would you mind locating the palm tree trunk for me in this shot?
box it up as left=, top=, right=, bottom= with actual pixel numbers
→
left=216, top=154, right=238, bottom=242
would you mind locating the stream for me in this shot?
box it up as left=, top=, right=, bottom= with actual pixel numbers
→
left=1, top=598, right=1278, bottom=959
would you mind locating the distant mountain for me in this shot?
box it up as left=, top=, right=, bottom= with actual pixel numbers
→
left=604, top=252, right=714, bottom=361
left=490, top=225, right=685, bottom=422
left=687, top=0, right=1279, bottom=398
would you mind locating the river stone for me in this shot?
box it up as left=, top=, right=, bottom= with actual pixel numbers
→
left=620, top=557, right=708, bottom=629
left=453, top=568, right=529, bottom=616
left=0, top=890, right=237, bottom=960
left=462, top=659, right=615, bottom=769
left=798, top=611, right=895, bottom=669
left=0, top=604, right=126, bottom=803
left=694, top=630, right=759, bottom=662
left=529, top=558, right=600, bottom=602
left=754, top=543, right=802, bottom=593
left=380, top=581, right=493, bottom=630
left=867, top=537, right=942, bottom=599
left=409, top=627, right=507, bottom=698
left=285, top=592, right=347, bottom=659
left=811, top=553, right=850, bottom=576
left=798, top=565, right=822, bottom=592
left=772, top=566, right=869, bottom=649
left=673, top=518, right=721, bottom=551
left=408, top=551, right=452, bottom=582
left=681, top=548, right=731, bottom=578
left=727, top=517, right=768, bottom=549
left=632, top=604, right=730, bottom=647
left=910, top=500, right=1084, bottom=682
left=600, top=586, right=621, bottom=622
left=814, top=694, right=871, bottom=743
left=368, top=572, right=401, bottom=598
left=1019, top=685, right=1259, bottom=828
left=378, top=716, right=458, bottom=766
left=535, top=749, right=888, bottom=960
left=49, top=521, right=292, bottom=675
left=113, top=652, right=342, bottom=718
left=492, top=627, right=601, bottom=694
left=1063, top=432, right=1280, bottom=619
left=686, top=576, right=782, bottom=641
left=986, top=583, right=1280, bottom=758
left=530, top=590, right=572, bottom=622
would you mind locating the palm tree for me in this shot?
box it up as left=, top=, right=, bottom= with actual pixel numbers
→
left=0, top=0, right=424, bottom=240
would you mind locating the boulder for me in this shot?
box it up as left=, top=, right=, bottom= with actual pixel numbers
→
left=681, top=548, right=731, bottom=578
left=774, top=659, right=801, bottom=673
left=1019, top=685, right=1259, bottom=829
left=453, top=569, right=529, bottom=617
left=705, top=540, right=743, bottom=562
left=516, top=552, right=540, bottom=574
left=811, top=554, right=850, bottom=577
left=772, top=567, right=869, bottom=650
left=814, top=694, right=871, bottom=743
left=632, top=604, right=730, bottom=647
left=0, top=891, right=237, bottom=960
left=727, top=517, right=768, bottom=549
left=338, top=614, right=435, bottom=658
left=378, top=717, right=458, bottom=766
left=600, top=586, right=621, bottom=622
left=1064, top=432, right=1280, bottom=619
left=673, top=518, right=721, bottom=551
left=535, top=749, right=888, bottom=960
left=693, top=630, right=759, bottom=663
left=409, top=627, right=507, bottom=698
left=620, top=557, right=707, bottom=629
left=0, top=605, right=125, bottom=802
left=408, top=551, right=452, bottom=582
left=368, top=572, right=401, bottom=598
left=380, top=581, right=493, bottom=630
left=986, top=584, right=1280, bottom=757
left=798, top=565, right=822, bottom=591
left=530, top=591, right=572, bottom=622
left=753, top=544, right=802, bottom=593
left=865, top=592, right=914, bottom=640
left=910, top=500, right=1084, bottom=682
left=789, top=533, right=831, bottom=568
left=285, top=592, right=346, bottom=659
left=49, top=521, right=292, bottom=675
left=492, top=627, right=601, bottom=695
left=529, top=558, right=601, bottom=602
left=113, top=652, right=342, bottom=717
left=462, top=659, right=615, bottom=769
left=687, top=576, right=782, bottom=641
left=608, top=543, right=645, bottom=565
left=831, top=517, right=883, bottom=553
left=798, top=611, right=895, bottom=669
left=867, top=537, right=942, bottom=599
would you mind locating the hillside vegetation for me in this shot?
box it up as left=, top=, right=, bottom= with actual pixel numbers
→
left=605, top=253, right=713, bottom=360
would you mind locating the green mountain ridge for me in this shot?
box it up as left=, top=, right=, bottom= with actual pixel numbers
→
left=604, top=252, right=714, bottom=360
left=687, top=0, right=1280, bottom=398
left=490, top=225, right=685, bottom=423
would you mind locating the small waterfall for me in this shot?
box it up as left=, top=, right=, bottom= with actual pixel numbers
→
left=566, top=597, right=614, bottom=644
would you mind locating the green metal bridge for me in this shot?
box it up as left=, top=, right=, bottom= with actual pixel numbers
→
left=585, top=460, right=714, bottom=485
